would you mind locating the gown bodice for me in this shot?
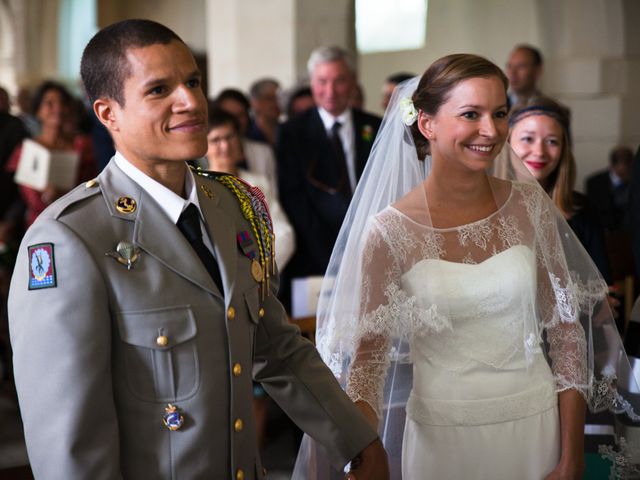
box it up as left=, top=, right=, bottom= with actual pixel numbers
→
left=402, top=245, right=557, bottom=426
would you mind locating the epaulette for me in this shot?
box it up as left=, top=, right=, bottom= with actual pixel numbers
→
left=48, top=178, right=102, bottom=221
left=193, top=168, right=275, bottom=297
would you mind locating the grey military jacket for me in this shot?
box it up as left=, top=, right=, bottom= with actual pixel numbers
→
left=8, top=160, right=377, bottom=479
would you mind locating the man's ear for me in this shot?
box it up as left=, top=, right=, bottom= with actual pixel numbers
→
left=416, top=110, right=435, bottom=141
left=93, top=98, right=120, bottom=132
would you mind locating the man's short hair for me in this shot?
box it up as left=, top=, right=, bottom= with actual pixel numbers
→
left=512, top=44, right=543, bottom=67
left=214, top=89, right=251, bottom=112
left=386, top=72, right=415, bottom=85
left=307, top=46, right=355, bottom=76
left=208, top=107, right=240, bottom=133
left=80, top=19, right=183, bottom=106
left=249, top=78, right=280, bottom=100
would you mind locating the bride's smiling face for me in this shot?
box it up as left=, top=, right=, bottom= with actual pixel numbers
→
left=419, top=76, right=508, bottom=172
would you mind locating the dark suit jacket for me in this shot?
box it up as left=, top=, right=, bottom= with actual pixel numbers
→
left=585, top=169, right=629, bottom=232
left=629, top=146, right=640, bottom=277
left=568, top=191, right=612, bottom=284
left=0, top=112, right=27, bottom=220
left=276, top=107, right=381, bottom=278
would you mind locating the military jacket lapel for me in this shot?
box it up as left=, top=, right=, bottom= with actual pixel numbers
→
left=195, top=175, right=237, bottom=299
left=99, top=162, right=222, bottom=298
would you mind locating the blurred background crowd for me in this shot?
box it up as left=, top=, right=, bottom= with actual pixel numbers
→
left=0, top=1, right=638, bottom=478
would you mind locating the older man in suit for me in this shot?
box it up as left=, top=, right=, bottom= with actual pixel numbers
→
left=8, top=20, right=387, bottom=480
left=277, top=46, right=381, bottom=279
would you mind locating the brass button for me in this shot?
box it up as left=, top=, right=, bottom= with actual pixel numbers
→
left=85, top=179, right=98, bottom=188
left=236, top=469, right=244, bottom=480
left=232, top=363, right=242, bottom=376
left=234, top=418, right=243, bottom=432
left=156, top=335, right=169, bottom=347
left=227, top=307, right=236, bottom=319
left=258, top=307, right=265, bottom=318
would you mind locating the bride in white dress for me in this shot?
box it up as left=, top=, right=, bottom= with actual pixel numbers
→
left=294, top=54, right=639, bottom=480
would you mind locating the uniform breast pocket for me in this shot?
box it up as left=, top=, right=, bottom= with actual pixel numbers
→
left=116, top=305, right=199, bottom=402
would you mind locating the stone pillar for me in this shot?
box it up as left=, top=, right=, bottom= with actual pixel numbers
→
left=10, top=0, right=60, bottom=87
left=205, top=0, right=355, bottom=96
left=0, top=0, right=17, bottom=92
left=538, top=0, right=640, bottom=188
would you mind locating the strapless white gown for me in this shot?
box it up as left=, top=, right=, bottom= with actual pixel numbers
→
left=400, top=245, right=560, bottom=480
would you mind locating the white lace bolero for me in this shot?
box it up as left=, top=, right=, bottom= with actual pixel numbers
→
left=343, top=181, right=608, bottom=418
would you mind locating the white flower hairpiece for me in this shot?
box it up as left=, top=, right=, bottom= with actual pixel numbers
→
left=399, top=97, right=418, bottom=126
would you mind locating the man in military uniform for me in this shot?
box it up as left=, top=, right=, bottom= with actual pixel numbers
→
left=8, top=19, right=387, bottom=479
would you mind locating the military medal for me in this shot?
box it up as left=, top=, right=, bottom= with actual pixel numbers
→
left=162, top=404, right=184, bottom=431
left=236, top=230, right=255, bottom=259
left=251, top=259, right=263, bottom=283
left=105, top=241, right=140, bottom=270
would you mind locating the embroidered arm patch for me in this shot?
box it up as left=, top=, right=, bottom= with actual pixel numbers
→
left=28, top=243, right=57, bottom=290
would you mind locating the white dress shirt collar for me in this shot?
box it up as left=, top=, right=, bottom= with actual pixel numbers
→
left=317, top=107, right=352, bottom=131
left=114, top=151, right=203, bottom=224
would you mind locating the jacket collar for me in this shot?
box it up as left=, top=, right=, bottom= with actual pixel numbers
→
left=97, top=160, right=227, bottom=299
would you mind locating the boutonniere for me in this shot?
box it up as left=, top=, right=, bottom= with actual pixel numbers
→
left=361, top=124, right=374, bottom=142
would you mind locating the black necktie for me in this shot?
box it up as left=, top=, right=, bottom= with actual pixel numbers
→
left=177, top=204, right=224, bottom=293
left=330, top=121, right=351, bottom=195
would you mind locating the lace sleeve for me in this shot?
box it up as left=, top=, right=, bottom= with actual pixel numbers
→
left=533, top=190, right=591, bottom=395
left=345, top=219, right=398, bottom=419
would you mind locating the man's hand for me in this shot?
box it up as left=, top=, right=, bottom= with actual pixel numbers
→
left=345, top=439, right=389, bottom=480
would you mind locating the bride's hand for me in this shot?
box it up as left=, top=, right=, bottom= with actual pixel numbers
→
left=354, top=400, right=379, bottom=430
left=544, top=459, right=584, bottom=480
left=345, top=438, right=389, bottom=480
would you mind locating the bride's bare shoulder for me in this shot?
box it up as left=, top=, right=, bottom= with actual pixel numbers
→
left=488, top=176, right=513, bottom=199
left=391, top=184, right=429, bottom=224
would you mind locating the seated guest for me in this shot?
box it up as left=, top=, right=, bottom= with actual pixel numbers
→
left=15, top=86, right=40, bottom=137
left=506, top=44, right=544, bottom=108
left=380, top=72, right=414, bottom=110
left=285, top=85, right=314, bottom=119
left=0, top=95, right=28, bottom=242
left=248, top=78, right=281, bottom=146
left=0, top=95, right=28, bottom=318
left=6, top=80, right=96, bottom=227
left=214, top=88, right=278, bottom=194
left=276, top=45, right=382, bottom=279
left=0, top=87, right=9, bottom=113
left=204, top=108, right=295, bottom=270
left=586, top=145, right=633, bottom=232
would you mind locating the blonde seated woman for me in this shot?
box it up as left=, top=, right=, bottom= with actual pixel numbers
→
left=203, top=108, right=295, bottom=270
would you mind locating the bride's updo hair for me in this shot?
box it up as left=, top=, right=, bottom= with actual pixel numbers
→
left=411, top=54, right=508, bottom=159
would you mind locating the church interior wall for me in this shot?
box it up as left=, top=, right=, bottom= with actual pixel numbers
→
left=0, top=0, right=638, bottom=185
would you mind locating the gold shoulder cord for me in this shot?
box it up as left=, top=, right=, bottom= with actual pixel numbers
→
left=195, top=169, right=275, bottom=299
